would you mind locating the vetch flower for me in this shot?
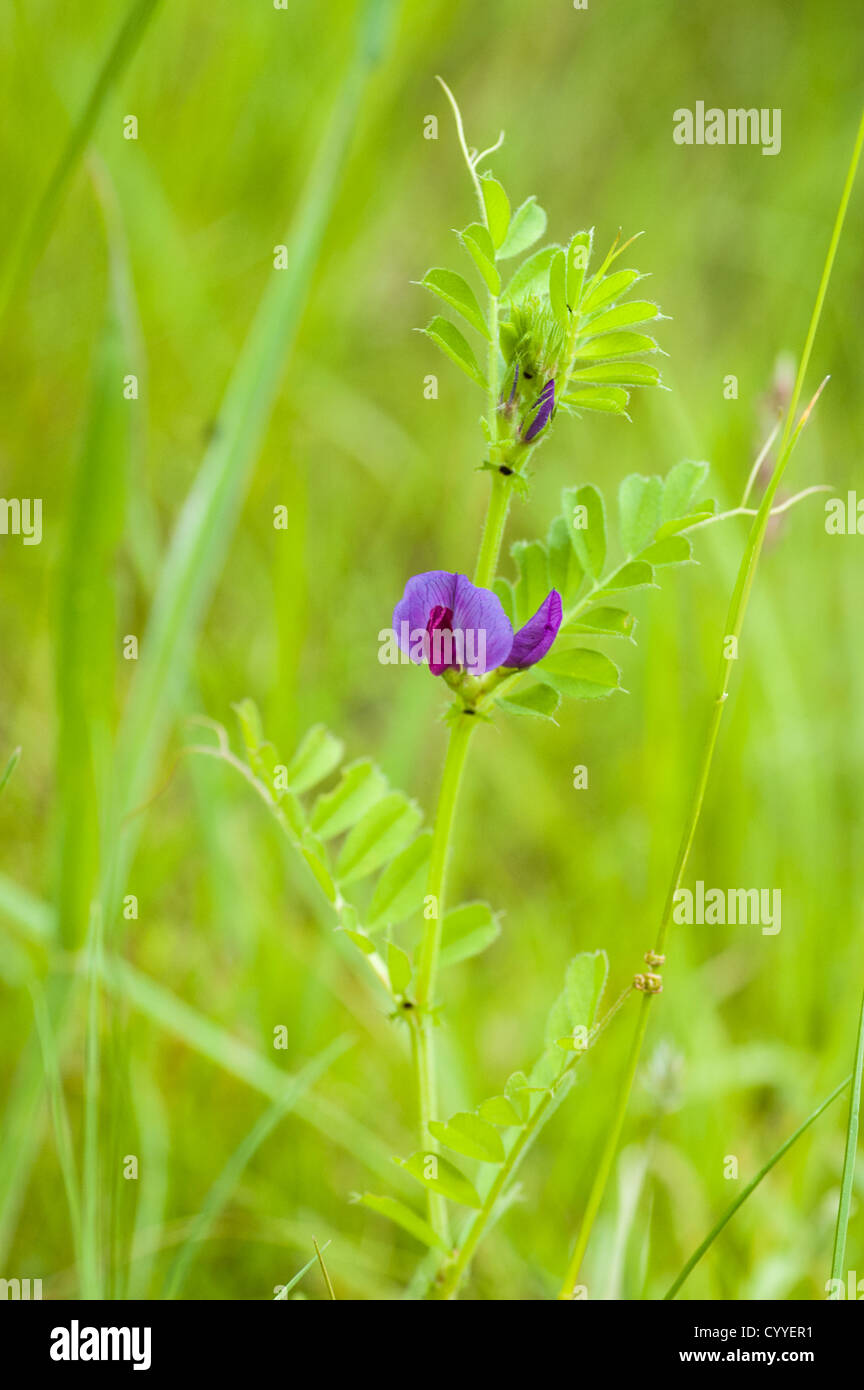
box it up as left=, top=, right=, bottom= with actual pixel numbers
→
left=391, top=571, right=563, bottom=680
left=393, top=571, right=513, bottom=676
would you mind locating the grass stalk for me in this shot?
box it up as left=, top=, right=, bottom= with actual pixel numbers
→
left=557, top=104, right=864, bottom=1301
left=667, top=1076, right=850, bottom=1299
left=829, top=986, right=864, bottom=1285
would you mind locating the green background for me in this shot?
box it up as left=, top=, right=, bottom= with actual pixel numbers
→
left=1, top=0, right=862, bottom=1299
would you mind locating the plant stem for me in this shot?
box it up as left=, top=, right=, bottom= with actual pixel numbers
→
left=413, top=712, right=476, bottom=1240
left=830, top=986, right=864, bottom=1285
left=556, top=104, right=864, bottom=1300
left=474, top=469, right=513, bottom=589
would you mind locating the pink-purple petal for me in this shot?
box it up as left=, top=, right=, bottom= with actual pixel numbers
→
left=505, top=589, right=563, bottom=667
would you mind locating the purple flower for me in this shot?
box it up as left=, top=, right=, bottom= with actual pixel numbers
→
left=393, top=572, right=513, bottom=676
left=392, top=572, right=563, bottom=678
left=504, top=589, right=563, bottom=668
left=523, top=379, right=555, bottom=442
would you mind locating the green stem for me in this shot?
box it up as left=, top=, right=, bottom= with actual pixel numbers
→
left=558, top=993, right=651, bottom=1298
left=830, top=987, right=864, bottom=1285
left=413, top=713, right=476, bottom=1239
left=556, top=104, right=864, bottom=1300
left=474, top=470, right=513, bottom=589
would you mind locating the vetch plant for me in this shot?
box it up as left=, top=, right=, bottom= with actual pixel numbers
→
left=191, top=83, right=860, bottom=1300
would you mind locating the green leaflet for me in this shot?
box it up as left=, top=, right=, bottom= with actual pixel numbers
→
left=420, top=267, right=490, bottom=339
left=545, top=951, right=609, bottom=1049
left=619, top=474, right=663, bottom=556
left=387, top=942, right=412, bottom=997
left=354, top=1193, right=450, bottom=1253
left=498, top=197, right=547, bottom=260
left=439, top=902, right=501, bottom=969
left=580, top=266, right=641, bottom=315
left=366, top=832, right=432, bottom=929
left=429, top=1112, right=505, bottom=1164
left=284, top=725, right=345, bottom=794
left=574, top=330, right=659, bottom=360
left=662, top=459, right=711, bottom=521
left=498, top=685, right=561, bottom=721
left=459, top=223, right=500, bottom=294
left=480, top=174, right=510, bottom=249
left=399, top=1151, right=482, bottom=1209
left=565, top=606, right=636, bottom=640
left=640, top=535, right=694, bottom=567
left=570, top=484, right=607, bottom=578
left=563, top=387, right=630, bottom=414
left=511, top=538, right=551, bottom=625
left=422, top=315, right=486, bottom=387
left=536, top=648, right=622, bottom=700
left=310, top=759, right=388, bottom=839
left=336, top=793, right=422, bottom=884
left=478, top=1094, right=523, bottom=1127
left=502, top=244, right=560, bottom=302
left=546, top=512, right=585, bottom=606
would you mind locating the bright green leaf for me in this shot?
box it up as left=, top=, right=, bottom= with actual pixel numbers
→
left=284, top=725, right=344, bottom=794
left=429, top=1111, right=505, bottom=1164
left=459, top=222, right=500, bottom=294
left=366, top=832, right=432, bottom=930
left=595, top=560, right=657, bottom=595
left=568, top=361, right=661, bottom=388
left=511, top=538, right=550, bottom=626
left=545, top=950, right=609, bottom=1048
left=498, top=684, right=561, bottom=720
left=480, top=174, right=510, bottom=249
left=420, top=268, right=490, bottom=339
left=662, top=459, right=710, bottom=521
left=336, top=793, right=422, bottom=884
left=503, top=244, right=560, bottom=301
left=570, top=483, right=606, bottom=578
left=440, top=902, right=500, bottom=969
left=619, top=474, right=663, bottom=556
left=537, top=648, right=622, bottom=700
left=387, top=942, right=412, bottom=997
left=583, top=300, right=660, bottom=336
left=549, top=247, right=568, bottom=329
left=563, top=387, right=630, bottom=414
left=497, top=196, right=547, bottom=260
left=565, top=606, right=636, bottom=640
left=422, top=316, right=486, bottom=388
left=580, top=267, right=641, bottom=315
left=575, top=331, right=659, bottom=360
left=478, top=1094, right=523, bottom=1127
left=639, top=535, right=694, bottom=567
left=310, top=759, right=388, bottom=839
left=400, top=1151, right=482, bottom=1209
left=355, top=1193, right=450, bottom=1253
left=546, top=512, right=584, bottom=606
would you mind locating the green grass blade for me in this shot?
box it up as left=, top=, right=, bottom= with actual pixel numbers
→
left=274, top=1241, right=332, bottom=1300
left=80, top=910, right=105, bottom=1299
left=0, top=748, right=21, bottom=796
left=830, top=987, right=864, bottom=1284
left=55, top=173, right=133, bottom=951
left=665, top=1077, right=851, bottom=1299
left=29, top=979, right=83, bottom=1268
left=110, top=5, right=394, bottom=878
left=0, top=0, right=163, bottom=326
left=125, top=1063, right=169, bottom=1300
left=163, top=1036, right=351, bottom=1298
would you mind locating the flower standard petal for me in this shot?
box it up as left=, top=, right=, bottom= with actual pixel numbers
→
left=451, top=574, right=514, bottom=674
left=393, top=571, right=458, bottom=664
left=505, top=590, right=563, bottom=668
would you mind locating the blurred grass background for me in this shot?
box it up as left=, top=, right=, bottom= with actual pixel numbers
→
left=1, top=0, right=863, bottom=1299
